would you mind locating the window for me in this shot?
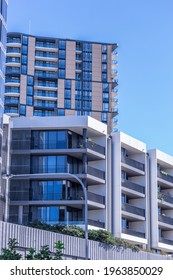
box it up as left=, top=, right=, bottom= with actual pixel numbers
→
left=22, top=45, right=28, bottom=55
left=59, top=50, right=66, bottom=59
left=103, top=102, right=109, bottom=112
left=59, top=40, right=66, bottom=50
left=65, top=89, right=71, bottom=99
left=101, top=112, right=107, bottom=122
left=57, top=109, right=65, bottom=116
left=58, top=69, right=65, bottom=78
left=121, top=194, right=127, bottom=204
left=22, top=55, right=27, bottom=65
left=27, top=96, right=33, bottom=105
left=102, top=83, right=109, bottom=93
left=27, top=86, right=33, bottom=96
left=27, top=76, right=34, bottom=86
left=21, top=65, right=27, bottom=74
left=102, top=72, right=107, bottom=82
left=58, top=59, right=65, bottom=69
left=22, top=36, right=28, bottom=45
left=64, top=99, right=71, bottom=109
left=20, top=105, right=26, bottom=116
left=65, top=80, right=71, bottom=89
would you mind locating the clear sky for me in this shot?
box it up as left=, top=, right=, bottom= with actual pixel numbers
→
left=7, top=0, right=173, bottom=155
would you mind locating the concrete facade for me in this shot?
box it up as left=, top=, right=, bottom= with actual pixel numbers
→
left=0, top=0, right=8, bottom=220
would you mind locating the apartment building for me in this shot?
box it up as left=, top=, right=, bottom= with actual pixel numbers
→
left=112, top=132, right=148, bottom=247
left=4, top=32, right=118, bottom=133
left=149, top=149, right=173, bottom=252
left=2, top=115, right=108, bottom=230
left=0, top=0, right=7, bottom=220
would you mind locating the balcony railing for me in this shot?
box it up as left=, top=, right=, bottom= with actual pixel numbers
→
left=35, top=52, right=57, bottom=58
left=4, top=109, right=19, bottom=114
left=158, top=172, right=173, bottom=184
left=158, top=214, right=173, bottom=225
left=35, top=72, right=57, bottom=78
left=159, top=237, right=173, bottom=246
left=7, top=38, right=21, bottom=44
left=87, top=141, right=105, bottom=155
left=35, top=82, right=57, bottom=88
left=12, top=164, right=105, bottom=180
left=122, top=203, right=145, bottom=217
left=88, top=219, right=105, bottom=228
left=5, top=99, right=19, bottom=105
left=6, top=68, right=20, bottom=74
left=35, top=61, right=57, bottom=68
left=122, top=228, right=145, bottom=238
left=121, top=156, right=145, bottom=172
left=36, top=42, right=56, bottom=48
left=158, top=193, right=173, bottom=204
left=7, top=48, right=20, bottom=53
left=75, top=191, right=105, bottom=205
left=34, top=102, right=57, bottom=108
left=87, top=166, right=105, bottom=180
left=34, top=91, right=57, bottom=98
left=6, top=58, right=20, bottom=63
left=122, top=180, right=145, bottom=194
left=5, top=78, right=20, bottom=84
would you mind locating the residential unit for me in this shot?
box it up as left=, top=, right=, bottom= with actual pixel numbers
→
left=0, top=0, right=7, bottom=220
left=5, top=32, right=118, bottom=133
left=149, top=149, right=173, bottom=252
left=112, top=132, right=148, bottom=247
left=2, top=114, right=173, bottom=254
left=2, top=115, right=108, bottom=230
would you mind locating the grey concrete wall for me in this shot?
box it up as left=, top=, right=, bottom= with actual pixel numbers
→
left=0, top=221, right=171, bottom=260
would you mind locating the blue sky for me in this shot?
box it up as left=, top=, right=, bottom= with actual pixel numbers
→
left=7, top=0, right=173, bottom=155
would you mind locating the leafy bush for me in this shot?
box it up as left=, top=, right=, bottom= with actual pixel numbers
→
left=29, top=222, right=140, bottom=252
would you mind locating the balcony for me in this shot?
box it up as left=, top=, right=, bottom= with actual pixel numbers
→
left=6, top=58, right=20, bottom=64
left=7, top=38, right=21, bottom=44
left=35, top=61, right=57, bottom=68
left=7, top=48, right=20, bottom=54
left=4, top=99, right=19, bottom=105
left=35, top=52, right=57, bottom=59
left=34, top=101, right=57, bottom=108
left=12, top=164, right=105, bottom=181
left=122, top=203, right=145, bottom=217
left=158, top=214, right=173, bottom=225
left=122, top=228, right=145, bottom=238
left=34, top=91, right=57, bottom=98
left=87, top=166, right=105, bottom=180
left=35, top=72, right=57, bottom=78
left=159, top=237, right=173, bottom=246
left=35, top=42, right=56, bottom=49
left=121, top=156, right=145, bottom=172
left=35, top=82, right=57, bottom=88
left=158, top=172, right=173, bottom=184
left=67, top=190, right=105, bottom=205
left=4, top=108, right=19, bottom=114
left=5, top=78, right=20, bottom=84
left=86, top=141, right=105, bottom=155
left=88, top=219, right=105, bottom=229
left=158, top=193, right=173, bottom=204
left=6, top=68, right=20, bottom=75
left=122, top=180, right=145, bottom=194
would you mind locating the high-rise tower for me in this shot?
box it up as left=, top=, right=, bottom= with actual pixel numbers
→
left=5, top=33, right=118, bottom=133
